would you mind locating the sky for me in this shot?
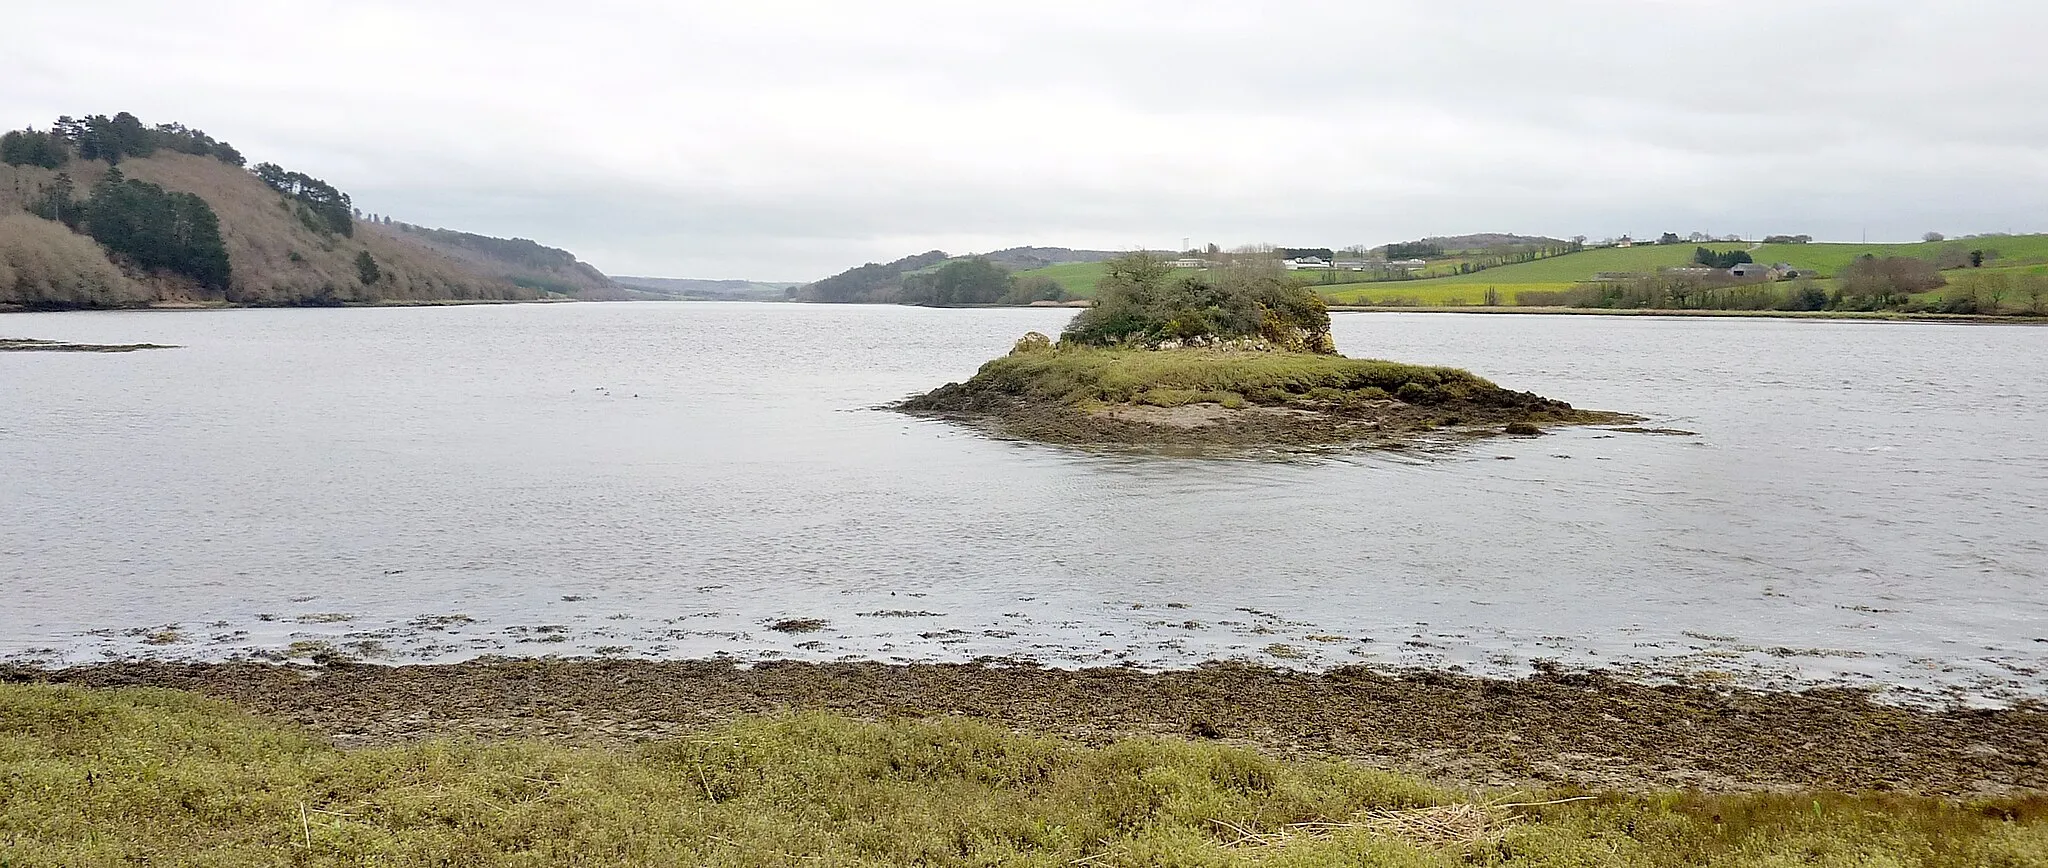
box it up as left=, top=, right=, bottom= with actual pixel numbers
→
left=7, top=1, right=2047, bottom=281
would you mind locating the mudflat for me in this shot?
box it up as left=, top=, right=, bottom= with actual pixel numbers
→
left=16, top=659, right=2043, bottom=797
left=0, top=337, right=176, bottom=352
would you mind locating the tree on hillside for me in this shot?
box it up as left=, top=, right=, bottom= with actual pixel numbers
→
left=80, top=169, right=231, bottom=290
left=799, top=250, right=949, bottom=303
left=1923, top=232, right=1945, bottom=242
left=355, top=250, right=382, bottom=286
left=1693, top=247, right=1753, bottom=269
left=1658, top=232, right=1683, bottom=245
left=1382, top=240, right=1443, bottom=260
left=253, top=162, right=353, bottom=236
left=899, top=257, right=1012, bottom=306
left=28, top=173, right=81, bottom=228
left=1, top=129, right=69, bottom=168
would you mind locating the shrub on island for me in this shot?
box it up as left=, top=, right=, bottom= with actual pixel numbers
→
left=1060, top=253, right=1336, bottom=354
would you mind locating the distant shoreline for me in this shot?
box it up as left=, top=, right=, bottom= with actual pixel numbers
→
left=9, top=298, right=2042, bottom=325
left=1329, top=304, right=2048, bottom=325
left=0, top=297, right=583, bottom=315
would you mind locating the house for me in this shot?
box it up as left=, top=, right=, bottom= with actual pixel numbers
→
left=1283, top=256, right=1328, bottom=270
left=1167, top=258, right=1211, bottom=269
left=1730, top=262, right=1797, bottom=280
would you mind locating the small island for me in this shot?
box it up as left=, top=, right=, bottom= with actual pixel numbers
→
left=898, top=254, right=1634, bottom=449
left=1, top=337, right=176, bottom=352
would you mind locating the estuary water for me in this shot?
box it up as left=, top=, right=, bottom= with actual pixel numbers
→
left=3, top=303, right=2043, bottom=701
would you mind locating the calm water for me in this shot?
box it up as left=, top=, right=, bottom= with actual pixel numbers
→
left=3, top=303, right=2043, bottom=700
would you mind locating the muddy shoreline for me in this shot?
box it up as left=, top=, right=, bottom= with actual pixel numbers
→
left=13, top=659, right=2044, bottom=797
left=0, top=337, right=177, bottom=352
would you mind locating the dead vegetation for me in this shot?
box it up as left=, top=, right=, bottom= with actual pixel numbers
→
left=2, top=153, right=547, bottom=308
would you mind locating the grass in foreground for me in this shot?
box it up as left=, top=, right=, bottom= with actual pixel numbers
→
left=4, top=684, right=2046, bottom=866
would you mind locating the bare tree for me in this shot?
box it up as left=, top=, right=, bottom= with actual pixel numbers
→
left=1974, top=272, right=2012, bottom=314
left=2021, top=273, right=2048, bottom=315
left=1923, top=231, right=1946, bottom=242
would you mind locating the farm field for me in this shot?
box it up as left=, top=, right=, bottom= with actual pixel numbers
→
left=1326, top=235, right=2048, bottom=305
left=1012, top=236, right=2048, bottom=306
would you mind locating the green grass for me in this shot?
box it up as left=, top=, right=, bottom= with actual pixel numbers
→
left=976, top=347, right=1499, bottom=408
left=1319, top=235, right=2048, bottom=306
left=4, top=683, right=2046, bottom=866
left=1015, top=261, right=1116, bottom=298
left=1023, top=237, right=2048, bottom=307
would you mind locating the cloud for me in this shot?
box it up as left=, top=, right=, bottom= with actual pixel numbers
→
left=6, top=0, right=2047, bottom=279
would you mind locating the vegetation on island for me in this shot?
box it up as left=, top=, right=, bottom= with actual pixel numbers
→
left=2, top=111, right=619, bottom=309
left=901, top=253, right=1626, bottom=449
left=3, top=681, right=2044, bottom=866
left=1061, top=253, right=1335, bottom=352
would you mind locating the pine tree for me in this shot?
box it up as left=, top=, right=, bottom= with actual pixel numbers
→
left=29, top=172, right=80, bottom=227
left=355, top=250, right=381, bottom=286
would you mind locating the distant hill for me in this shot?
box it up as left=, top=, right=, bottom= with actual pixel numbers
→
left=978, top=247, right=1121, bottom=271
left=1, top=111, right=609, bottom=309
left=1370, top=233, right=1568, bottom=257
left=373, top=222, right=625, bottom=300
left=1422, top=233, right=1568, bottom=251
left=797, top=250, right=951, bottom=303
left=613, top=276, right=797, bottom=301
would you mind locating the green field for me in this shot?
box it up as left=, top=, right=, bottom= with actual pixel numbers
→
left=1321, top=235, right=2048, bottom=305
left=1011, top=238, right=2048, bottom=306
left=1017, top=261, right=1116, bottom=296
left=6, top=683, right=2046, bottom=866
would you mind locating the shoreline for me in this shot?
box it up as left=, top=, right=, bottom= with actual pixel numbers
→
left=11, top=298, right=2045, bottom=324
left=0, top=297, right=581, bottom=315
left=13, top=658, right=2044, bottom=797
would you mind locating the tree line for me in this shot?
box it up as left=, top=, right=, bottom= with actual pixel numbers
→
left=799, top=251, right=1070, bottom=305
left=1693, top=247, right=1753, bottom=269
left=2, top=113, right=245, bottom=169
left=898, top=258, right=1067, bottom=306
left=253, top=162, right=353, bottom=236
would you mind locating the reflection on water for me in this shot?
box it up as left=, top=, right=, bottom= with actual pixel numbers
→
left=2, top=304, right=2043, bottom=701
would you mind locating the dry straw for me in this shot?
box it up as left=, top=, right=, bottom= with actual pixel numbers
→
left=1208, top=796, right=1595, bottom=852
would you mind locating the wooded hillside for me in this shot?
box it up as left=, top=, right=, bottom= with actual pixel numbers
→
left=1, top=112, right=616, bottom=309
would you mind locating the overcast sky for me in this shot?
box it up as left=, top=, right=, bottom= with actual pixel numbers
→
left=8, top=1, right=2047, bottom=281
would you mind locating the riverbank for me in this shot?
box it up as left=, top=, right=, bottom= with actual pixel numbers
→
left=13, top=659, right=2045, bottom=797
left=1328, top=305, right=2048, bottom=324
left=9, top=677, right=2043, bottom=866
